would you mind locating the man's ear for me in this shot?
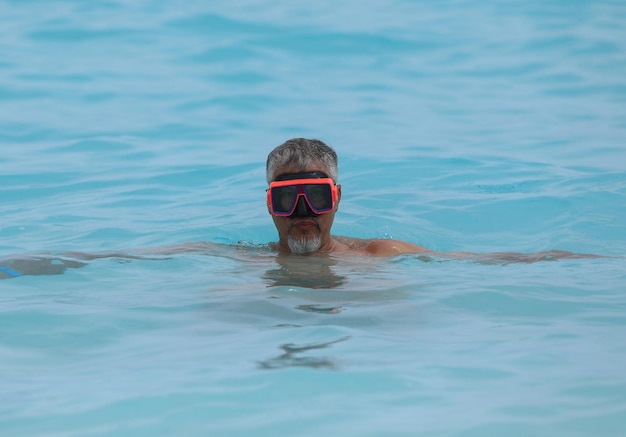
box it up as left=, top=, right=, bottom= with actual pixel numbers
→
left=266, top=189, right=272, bottom=215
left=335, top=184, right=342, bottom=210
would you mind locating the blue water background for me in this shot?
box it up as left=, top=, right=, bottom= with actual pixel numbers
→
left=1, top=0, right=626, bottom=436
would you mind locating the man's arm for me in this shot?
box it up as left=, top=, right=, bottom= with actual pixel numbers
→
left=0, top=242, right=222, bottom=280
left=441, top=249, right=609, bottom=264
left=362, top=239, right=608, bottom=263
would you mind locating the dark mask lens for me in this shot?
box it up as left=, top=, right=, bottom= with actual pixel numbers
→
left=271, top=185, right=298, bottom=214
left=304, top=184, right=332, bottom=211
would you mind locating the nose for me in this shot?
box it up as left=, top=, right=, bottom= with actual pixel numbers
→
left=291, top=196, right=316, bottom=218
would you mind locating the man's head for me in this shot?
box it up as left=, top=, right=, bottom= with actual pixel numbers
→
left=266, top=138, right=342, bottom=255
left=266, top=138, right=338, bottom=184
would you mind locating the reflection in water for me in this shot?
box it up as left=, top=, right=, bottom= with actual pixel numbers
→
left=263, top=254, right=348, bottom=289
left=258, top=336, right=351, bottom=370
left=296, top=304, right=343, bottom=314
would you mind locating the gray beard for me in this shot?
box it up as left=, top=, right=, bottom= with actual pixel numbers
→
left=287, top=234, right=322, bottom=254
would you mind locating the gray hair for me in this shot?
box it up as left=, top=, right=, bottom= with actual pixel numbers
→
left=266, top=138, right=338, bottom=184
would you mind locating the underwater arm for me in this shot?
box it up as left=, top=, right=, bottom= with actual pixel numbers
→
left=0, top=242, right=224, bottom=279
left=345, top=238, right=606, bottom=262
left=432, top=249, right=610, bottom=264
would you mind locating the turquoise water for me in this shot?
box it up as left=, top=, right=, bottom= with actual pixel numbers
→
left=1, top=0, right=626, bottom=435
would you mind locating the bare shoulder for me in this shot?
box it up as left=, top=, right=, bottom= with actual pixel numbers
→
left=364, top=239, right=431, bottom=256
left=333, top=236, right=430, bottom=257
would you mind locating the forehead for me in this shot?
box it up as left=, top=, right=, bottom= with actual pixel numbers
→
left=271, top=162, right=329, bottom=181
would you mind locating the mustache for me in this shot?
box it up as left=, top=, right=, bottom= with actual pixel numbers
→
left=288, top=218, right=320, bottom=231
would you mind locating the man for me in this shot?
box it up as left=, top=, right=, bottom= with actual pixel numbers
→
left=0, top=138, right=605, bottom=279
left=264, top=138, right=603, bottom=262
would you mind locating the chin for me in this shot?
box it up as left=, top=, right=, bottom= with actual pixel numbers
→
left=287, top=234, right=322, bottom=254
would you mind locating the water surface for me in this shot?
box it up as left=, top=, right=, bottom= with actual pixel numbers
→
left=1, top=1, right=625, bottom=436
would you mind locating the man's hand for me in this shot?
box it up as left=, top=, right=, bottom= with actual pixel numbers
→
left=0, top=256, right=87, bottom=279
